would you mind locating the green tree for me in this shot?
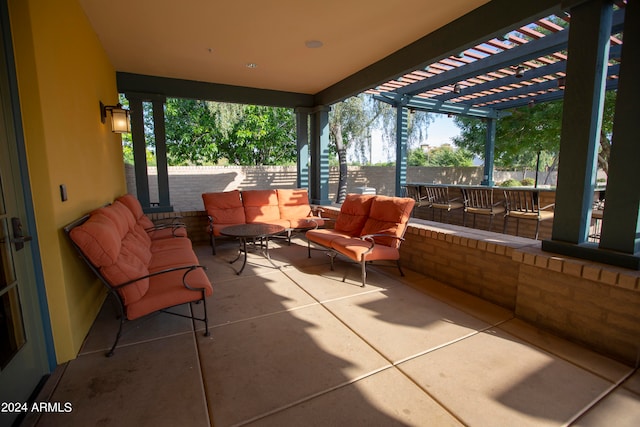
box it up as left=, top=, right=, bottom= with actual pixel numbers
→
left=214, top=104, right=296, bottom=166
left=408, top=146, right=473, bottom=166
left=165, top=99, right=221, bottom=165
left=452, top=91, right=616, bottom=180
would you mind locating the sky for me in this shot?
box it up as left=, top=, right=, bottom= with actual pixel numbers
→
left=367, top=114, right=462, bottom=164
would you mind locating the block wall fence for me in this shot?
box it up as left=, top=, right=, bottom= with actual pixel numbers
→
left=124, top=164, right=560, bottom=212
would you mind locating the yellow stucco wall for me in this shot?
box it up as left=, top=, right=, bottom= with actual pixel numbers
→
left=9, top=0, right=126, bottom=362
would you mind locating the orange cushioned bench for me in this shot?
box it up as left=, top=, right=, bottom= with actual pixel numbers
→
left=65, top=194, right=213, bottom=357
left=306, top=194, right=414, bottom=287
left=202, top=188, right=324, bottom=254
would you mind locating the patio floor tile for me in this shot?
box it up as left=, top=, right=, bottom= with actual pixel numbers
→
left=79, top=300, right=193, bottom=355
left=498, top=318, right=633, bottom=382
left=191, top=269, right=317, bottom=328
left=36, top=333, right=209, bottom=427
left=572, top=387, right=640, bottom=427
left=282, top=262, right=401, bottom=303
left=323, top=285, right=492, bottom=363
left=196, top=304, right=391, bottom=427
left=245, top=367, right=464, bottom=426
left=398, top=328, right=619, bottom=427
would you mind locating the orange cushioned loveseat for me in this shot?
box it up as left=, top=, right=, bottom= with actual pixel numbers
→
left=202, top=188, right=323, bottom=254
left=306, top=194, right=415, bottom=287
left=65, top=194, right=213, bottom=357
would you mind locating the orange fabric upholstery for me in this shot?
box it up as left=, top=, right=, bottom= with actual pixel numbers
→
left=306, top=194, right=414, bottom=286
left=305, top=228, right=352, bottom=247
left=360, top=196, right=414, bottom=248
left=117, top=194, right=188, bottom=239
left=126, top=266, right=211, bottom=320
left=334, top=194, right=375, bottom=235
left=276, top=188, right=324, bottom=229
left=202, top=188, right=324, bottom=254
left=242, top=190, right=289, bottom=226
left=66, top=198, right=213, bottom=356
left=69, top=212, right=150, bottom=305
left=277, top=189, right=311, bottom=219
left=69, top=212, right=123, bottom=267
left=331, top=237, right=401, bottom=262
left=202, top=190, right=246, bottom=232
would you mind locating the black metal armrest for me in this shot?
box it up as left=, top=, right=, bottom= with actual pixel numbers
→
left=113, top=265, right=208, bottom=292
left=360, top=234, right=405, bottom=243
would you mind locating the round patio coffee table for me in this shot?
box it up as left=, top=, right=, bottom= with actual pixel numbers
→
left=220, top=223, right=286, bottom=275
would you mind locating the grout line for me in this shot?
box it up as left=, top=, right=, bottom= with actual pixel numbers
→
left=77, top=329, right=195, bottom=357
left=564, top=367, right=639, bottom=427
left=202, top=302, right=321, bottom=331
left=188, top=303, right=214, bottom=427
left=230, top=365, right=395, bottom=427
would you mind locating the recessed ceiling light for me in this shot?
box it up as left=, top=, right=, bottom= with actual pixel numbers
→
left=246, top=63, right=258, bottom=69
left=305, top=40, right=323, bottom=49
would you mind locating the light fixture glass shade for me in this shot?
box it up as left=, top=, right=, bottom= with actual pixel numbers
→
left=110, top=107, right=131, bottom=133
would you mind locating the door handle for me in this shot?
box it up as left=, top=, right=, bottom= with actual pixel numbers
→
left=11, top=217, right=32, bottom=251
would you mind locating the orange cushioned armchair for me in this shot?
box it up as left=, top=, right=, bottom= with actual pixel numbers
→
left=306, top=194, right=414, bottom=287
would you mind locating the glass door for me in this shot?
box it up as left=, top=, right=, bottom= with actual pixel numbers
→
left=0, top=8, right=52, bottom=426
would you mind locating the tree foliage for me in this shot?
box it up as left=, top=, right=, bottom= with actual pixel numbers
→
left=161, top=99, right=296, bottom=165
left=408, top=145, right=474, bottom=167
left=164, top=99, right=221, bottom=165
left=451, top=90, right=616, bottom=178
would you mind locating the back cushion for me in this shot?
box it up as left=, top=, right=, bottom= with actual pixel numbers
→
left=360, top=196, right=415, bottom=247
left=277, top=189, right=311, bottom=220
left=202, top=190, right=246, bottom=224
left=335, top=194, right=375, bottom=236
left=93, top=201, right=136, bottom=239
left=100, top=247, right=149, bottom=305
left=117, top=194, right=155, bottom=229
left=69, top=213, right=122, bottom=267
left=242, top=190, right=281, bottom=223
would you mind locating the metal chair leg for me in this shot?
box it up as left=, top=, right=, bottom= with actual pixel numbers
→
left=396, top=260, right=405, bottom=277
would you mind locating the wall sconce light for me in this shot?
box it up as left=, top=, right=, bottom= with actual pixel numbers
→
left=100, top=101, right=131, bottom=133
left=514, top=65, right=525, bottom=78
left=453, top=83, right=462, bottom=94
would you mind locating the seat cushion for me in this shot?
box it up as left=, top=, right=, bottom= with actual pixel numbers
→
left=242, top=189, right=281, bottom=223
left=288, top=217, right=325, bottom=229
left=508, top=210, right=554, bottom=220
left=331, top=237, right=400, bottom=262
left=148, top=247, right=199, bottom=272
left=466, top=206, right=505, bottom=215
left=334, top=194, right=375, bottom=236
left=360, top=196, right=415, bottom=247
left=125, top=266, right=213, bottom=320
left=432, top=201, right=464, bottom=211
left=202, top=190, right=246, bottom=225
left=306, top=228, right=352, bottom=247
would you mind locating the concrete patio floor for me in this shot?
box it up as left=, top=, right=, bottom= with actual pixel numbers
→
left=24, top=237, right=639, bottom=427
